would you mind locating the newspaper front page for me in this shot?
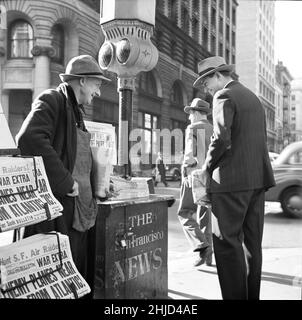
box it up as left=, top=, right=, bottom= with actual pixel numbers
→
left=0, top=233, right=90, bottom=299
left=84, top=121, right=116, bottom=198
left=0, top=156, right=63, bottom=232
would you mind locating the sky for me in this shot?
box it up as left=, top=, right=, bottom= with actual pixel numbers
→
left=274, top=0, right=302, bottom=79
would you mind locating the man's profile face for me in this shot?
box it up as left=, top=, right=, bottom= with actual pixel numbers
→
left=201, top=73, right=220, bottom=96
left=80, top=77, right=102, bottom=105
left=189, top=110, right=199, bottom=124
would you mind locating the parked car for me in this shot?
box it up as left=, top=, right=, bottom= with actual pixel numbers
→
left=165, top=164, right=181, bottom=181
left=265, top=141, right=302, bottom=218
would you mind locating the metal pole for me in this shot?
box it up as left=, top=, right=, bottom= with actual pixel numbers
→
left=118, top=87, right=132, bottom=178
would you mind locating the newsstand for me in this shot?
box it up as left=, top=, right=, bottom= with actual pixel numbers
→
left=87, top=194, right=175, bottom=299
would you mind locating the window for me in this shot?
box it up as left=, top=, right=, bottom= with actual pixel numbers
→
left=211, top=35, right=216, bottom=54
left=9, top=20, right=33, bottom=58
left=171, top=82, right=183, bottom=105
left=203, top=27, right=208, bottom=48
left=226, top=24, right=230, bottom=42
left=182, top=7, right=190, bottom=34
left=231, top=31, right=235, bottom=46
left=226, top=0, right=230, bottom=18
left=51, top=24, right=64, bottom=64
left=219, top=0, right=224, bottom=11
left=171, top=0, right=178, bottom=22
left=232, top=7, right=236, bottom=25
left=192, top=18, right=199, bottom=41
left=225, top=48, right=229, bottom=64
left=170, top=40, right=177, bottom=60
left=219, top=42, right=223, bottom=56
left=193, top=0, right=199, bottom=14
left=139, top=71, right=157, bottom=96
left=288, top=151, right=302, bottom=165
left=211, top=8, right=216, bottom=28
left=138, top=112, right=159, bottom=162
left=203, top=0, right=209, bottom=20
left=219, top=17, right=223, bottom=34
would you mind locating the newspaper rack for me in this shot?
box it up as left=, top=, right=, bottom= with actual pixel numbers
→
left=0, top=154, right=82, bottom=299
left=0, top=155, right=53, bottom=239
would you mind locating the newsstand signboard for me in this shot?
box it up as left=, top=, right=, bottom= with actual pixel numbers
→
left=88, top=195, right=174, bottom=299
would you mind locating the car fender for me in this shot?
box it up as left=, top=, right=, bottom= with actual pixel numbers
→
left=265, top=179, right=302, bottom=201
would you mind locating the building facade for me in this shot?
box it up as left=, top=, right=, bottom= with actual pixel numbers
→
left=275, top=61, right=293, bottom=148
left=236, top=0, right=276, bottom=151
left=290, top=79, right=302, bottom=142
left=274, top=76, right=284, bottom=153
left=0, top=0, right=238, bottom=170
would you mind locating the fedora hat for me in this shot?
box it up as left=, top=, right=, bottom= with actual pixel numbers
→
left=59, top=55, right=111, bottom=82
left=184, top=98, right=211, bottom=114
left=193, top=56, right=235, bottom=88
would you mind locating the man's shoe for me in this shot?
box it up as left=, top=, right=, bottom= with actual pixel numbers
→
left=193, top=247, right=213, bottom=267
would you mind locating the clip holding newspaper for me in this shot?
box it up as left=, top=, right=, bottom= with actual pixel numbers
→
left=0, top=232, right=90, bottom=299
left=0, top=156, right=63, bottom=232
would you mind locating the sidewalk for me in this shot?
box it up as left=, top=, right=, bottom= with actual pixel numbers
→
left=168, top=247, right=302, bottom=300
left=156, top=182, right=302, bottom=300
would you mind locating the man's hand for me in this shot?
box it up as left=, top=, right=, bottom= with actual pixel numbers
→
left=67, top=181, right=79, bottom=197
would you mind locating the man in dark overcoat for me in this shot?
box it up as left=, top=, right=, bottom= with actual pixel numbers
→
left=193, top=56, right=275, bottom=300
left=16, top=55, right=111, bottom=279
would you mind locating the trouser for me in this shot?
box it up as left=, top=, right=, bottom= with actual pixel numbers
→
left=177, top=181, right=211, bottom=251
left=211, top=188, right=265, bottom=300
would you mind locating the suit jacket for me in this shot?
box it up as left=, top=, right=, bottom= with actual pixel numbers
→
left=204, top=81, right=275, bottom=193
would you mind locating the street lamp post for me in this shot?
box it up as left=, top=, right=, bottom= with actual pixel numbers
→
left=98, top=0, right=158, bottom=178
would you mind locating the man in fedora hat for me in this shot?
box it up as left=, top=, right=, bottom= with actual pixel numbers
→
left=193, top=56, right=275, bottom=299
left=16, top=55, right=111, bottom=281
left=177, top=98, right=213, bottom=267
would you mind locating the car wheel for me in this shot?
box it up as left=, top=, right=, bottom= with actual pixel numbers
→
left=280, top=187, right=302, bottom=219
left=173, top=170, right=181, bottom=181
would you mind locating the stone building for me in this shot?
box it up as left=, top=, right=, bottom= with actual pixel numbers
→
left=0, top=0, right=237, bottom=168
left=236, top=0, right=276, bottom=151
left=275, top=61, right=293, bottom=148
left=290, top=78, right=302, bottom=143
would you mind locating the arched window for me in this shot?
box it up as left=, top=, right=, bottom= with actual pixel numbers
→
left=139, top=71, right=157, bottom=96
left=51, top=24, right=65, bottom=64
left=9, top=20, right=33, bottom=58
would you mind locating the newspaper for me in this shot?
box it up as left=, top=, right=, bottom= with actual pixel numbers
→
left=84, top=121, right=116, bottom=198
left=0, top=156, right=63, bottom=232
left=108, top=176, right=149, bottom=201
left=0, top=233, right=90, bottom=299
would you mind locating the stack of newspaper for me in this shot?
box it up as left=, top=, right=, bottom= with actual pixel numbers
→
left=109, top=176, right=150, bottom=201
left=0, top=156, right=63, bottom=232
left=0, top=232, right=90, bottom=299
left=84, top=121, right=116, bottom=198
